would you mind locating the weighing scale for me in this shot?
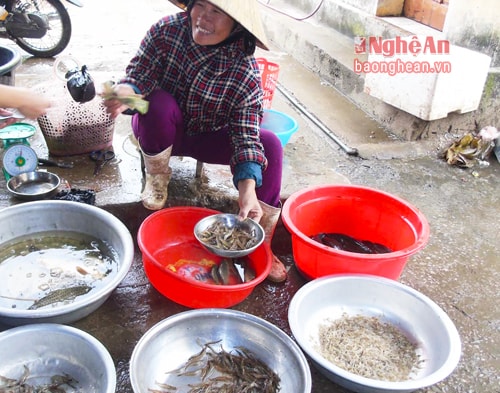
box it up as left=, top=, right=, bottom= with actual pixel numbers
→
left=0, top=123, right=38, bottom=179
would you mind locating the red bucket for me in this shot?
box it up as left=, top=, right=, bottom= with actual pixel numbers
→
left=137, top=207, right=272, bottom=308
left=282, top=185, right=430, bottom=280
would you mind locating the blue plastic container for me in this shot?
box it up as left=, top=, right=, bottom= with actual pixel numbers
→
left=0, top=45, right=21, bottom=86
left=261, top=109, right=298, bottom=147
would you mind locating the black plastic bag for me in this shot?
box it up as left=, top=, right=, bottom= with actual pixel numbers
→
left=53, top=188, right=96, bottom=205
left=65, top=65, right=96, bottom=103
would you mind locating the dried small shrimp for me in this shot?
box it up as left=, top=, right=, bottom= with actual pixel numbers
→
left=316, top=314, right=422, bottom=382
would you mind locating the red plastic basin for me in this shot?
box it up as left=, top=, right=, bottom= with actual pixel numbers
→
left=281, top=185, right=430, bottom=280
left=137, top=207, right=272, bottom=308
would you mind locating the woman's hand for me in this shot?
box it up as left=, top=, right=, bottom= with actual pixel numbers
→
left=237, top=179, right=263, bottom=223
left=16, top=94, right=50, bottom=119
left=0, top=109, right=18, bottom=129
left=0, top=85, right=50, bottom=123
left=101, top=83, right=136, bottom=118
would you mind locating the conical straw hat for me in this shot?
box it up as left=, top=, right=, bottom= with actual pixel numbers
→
left=168, top=0, right=188, bottom=10
left=168, top=0, right=269, bottom=50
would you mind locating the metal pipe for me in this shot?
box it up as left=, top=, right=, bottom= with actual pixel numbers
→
left=275, top=83, right=359, bottom=156
left=258, top=0, right=326, bottom=21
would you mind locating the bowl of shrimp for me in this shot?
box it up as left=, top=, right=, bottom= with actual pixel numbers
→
left=130, top=309, right=312, bottom=393
left=0, top=323, right=116, bottom=392
left=288, top=274, right=462, bottom=393
left=194, top=213, right=265, bottom=258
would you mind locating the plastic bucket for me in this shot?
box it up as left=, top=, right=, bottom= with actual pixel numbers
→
left=282, top=185, right=430, bottom=280
left=0, top=45, right=21, bottom=86
left=137, top=207, right=272, bottom=308
left=256, top=58, right=280, bottom=109
left=261, top=108, right=299, bottom=147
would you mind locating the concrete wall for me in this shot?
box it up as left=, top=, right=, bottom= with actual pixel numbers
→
left=332, top=0, right=377, bottom=14
left=307, top=0, right=499, bottom=66
left=444, top=0, right=500, bottom=67
left=268, top=0, right=499, bottom=139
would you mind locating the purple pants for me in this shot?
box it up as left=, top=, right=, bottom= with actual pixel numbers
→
left=131, top=89, right=283, bottom=207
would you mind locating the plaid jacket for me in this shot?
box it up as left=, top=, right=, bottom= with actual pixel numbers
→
left=121, top=12, right=268, bottom=174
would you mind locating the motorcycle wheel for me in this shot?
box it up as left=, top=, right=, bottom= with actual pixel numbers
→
left=11, top=0, right=72, bottom=58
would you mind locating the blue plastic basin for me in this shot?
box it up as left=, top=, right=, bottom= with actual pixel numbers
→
left=261, top=109, right=298, bottom=147
left=0, top=45, right=21, bottom=85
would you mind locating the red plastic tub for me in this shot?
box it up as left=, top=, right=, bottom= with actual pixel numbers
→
left=137, top=207, right=272, bottom=308
left=281, top=185, right=430, bottom=280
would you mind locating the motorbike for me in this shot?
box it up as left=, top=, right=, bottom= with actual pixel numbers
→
left=0, top=0, right=82, bottom=58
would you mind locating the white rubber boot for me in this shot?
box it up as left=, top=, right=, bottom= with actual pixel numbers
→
left=141, top=146, right=172, bottom=210
left=259, top=200, right=288, bottom=282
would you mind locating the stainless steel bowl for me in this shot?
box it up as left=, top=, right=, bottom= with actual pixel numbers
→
left=130, top=309, right=312, bottom=393
left=0, top=200, right=134, bottom=326
left=194, top=213, right=265, bottom=258
left=0, top=323, right=116, bottom=392
left=288, top=275, right=462, bottom=393
left=7, top=170, right=61, bottom=200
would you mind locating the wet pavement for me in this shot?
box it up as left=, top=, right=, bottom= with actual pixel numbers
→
left=0, top=0, right=499, bottom=392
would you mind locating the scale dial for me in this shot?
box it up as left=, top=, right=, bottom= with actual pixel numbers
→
left=2, top=144, right=38, bottom=176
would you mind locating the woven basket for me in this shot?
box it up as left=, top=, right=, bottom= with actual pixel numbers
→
left=36, top=82, right=115, bottom=156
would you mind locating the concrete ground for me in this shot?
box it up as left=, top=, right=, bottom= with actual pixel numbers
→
left=0, top=0, right=499, bottom=392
